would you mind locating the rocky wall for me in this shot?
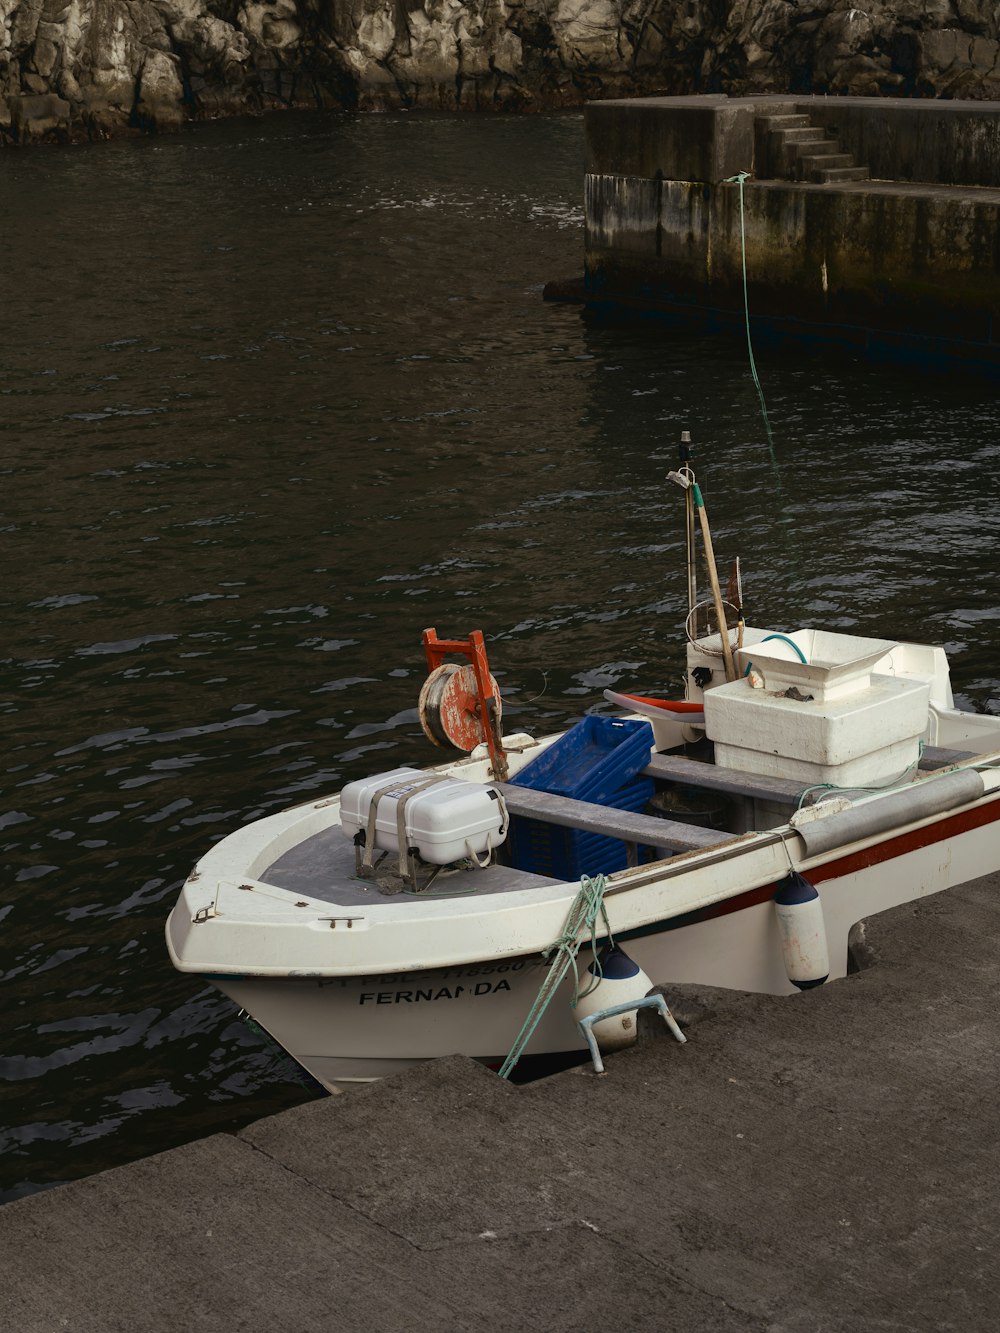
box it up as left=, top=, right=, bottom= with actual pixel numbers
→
left=4, top=0, right=1000, bottom=142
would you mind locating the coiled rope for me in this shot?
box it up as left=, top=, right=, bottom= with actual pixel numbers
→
left=497, top=874, right=612, bottom=1080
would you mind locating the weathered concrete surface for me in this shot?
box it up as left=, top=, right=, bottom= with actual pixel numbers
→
left=564, top=94, right=1000, bottom=370
left=804, top=95, right=1000, bottom=188
left=2, top=872, right=1000, bottom=1330
left=586, top=93, right=1000, bottom=187
left=586, top=174, right=1000, bottom=342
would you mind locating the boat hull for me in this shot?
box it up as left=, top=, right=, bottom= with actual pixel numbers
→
left=210, top=900, right=785, bottom=1090
left=198, top=791, right=1000, bottom=1090
left=165, top=698, right=1000, bottom=1091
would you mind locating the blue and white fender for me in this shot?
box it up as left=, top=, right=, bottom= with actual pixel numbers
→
left=773, top=872, right=830, bottom=990
left=574, top=946, right=653, bottom=1051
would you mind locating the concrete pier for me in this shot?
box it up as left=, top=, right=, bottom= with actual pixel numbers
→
left=3, top=873, right=1000, bottom=1330
left=548, top=95, right=1000, bottom=373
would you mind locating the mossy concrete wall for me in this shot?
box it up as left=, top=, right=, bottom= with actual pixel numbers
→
left=586, top=175, right=1000, bottom=342
left=579, top=95, right=1000, bottom=365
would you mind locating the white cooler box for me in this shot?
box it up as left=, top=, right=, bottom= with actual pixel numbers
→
left=339, top=767, right=508, bottom=865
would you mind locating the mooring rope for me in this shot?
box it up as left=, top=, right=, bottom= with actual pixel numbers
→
left=724, top=170, right=778, bottom=463
left=497, top=874, right=612, bottom=1080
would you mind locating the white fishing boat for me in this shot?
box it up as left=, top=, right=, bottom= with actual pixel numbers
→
left=166, top=459, right=1000, bottom=1091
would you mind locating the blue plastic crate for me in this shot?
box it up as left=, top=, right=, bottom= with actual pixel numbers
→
left=507, top=776, right=657, bottom=881
left=511, top=716, right=654, bottom=803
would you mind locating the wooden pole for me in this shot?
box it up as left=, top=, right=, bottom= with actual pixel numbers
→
left=692, top=484, right=737, bottom=682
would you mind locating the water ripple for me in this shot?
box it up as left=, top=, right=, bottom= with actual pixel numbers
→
left=2, top=107, right=998, bottom=1207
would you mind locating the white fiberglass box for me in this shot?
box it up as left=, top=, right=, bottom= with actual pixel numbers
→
left=340, top=767, right=507, bottom=865
left=705, top=675, right=930, bottom=786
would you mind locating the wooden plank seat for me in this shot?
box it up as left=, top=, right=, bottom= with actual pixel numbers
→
left=641, top=753, right=809, bottom=805
left=495, top=782, right=723, bottom=856
left=919, top=745, right=978, bottom=771
left=640, top=745, right=980, bottom=805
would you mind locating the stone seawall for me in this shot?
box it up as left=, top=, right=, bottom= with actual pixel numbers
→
left=6, top=1, right=1000, bottom=143
left=559, top=94, right=1000, bottom=371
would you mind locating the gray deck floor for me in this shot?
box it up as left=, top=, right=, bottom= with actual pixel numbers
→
left=264, top=821, right=561, bottom=906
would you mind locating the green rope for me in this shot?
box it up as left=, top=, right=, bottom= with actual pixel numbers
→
left=724, top=171, right=778, bottom=462
left=795, top=742, right=928, bottom=810
left=497, top=874, right=612, bottom=1080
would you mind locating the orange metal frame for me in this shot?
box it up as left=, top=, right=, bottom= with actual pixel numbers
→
left=421, top=628, right=508, bottom=781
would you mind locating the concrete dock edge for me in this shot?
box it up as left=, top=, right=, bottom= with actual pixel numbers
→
left=3, top=875, right=999, bottom=1331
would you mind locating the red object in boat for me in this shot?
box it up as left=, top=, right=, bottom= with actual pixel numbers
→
left=614, top=693, right=705, bottom=715
left=420, top=627, right=508, bottom=781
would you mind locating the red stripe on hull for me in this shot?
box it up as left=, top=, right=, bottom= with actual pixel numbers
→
left=684, top=791, right=1000, bottom=929
left=809, top=795, right=1000, bottom=885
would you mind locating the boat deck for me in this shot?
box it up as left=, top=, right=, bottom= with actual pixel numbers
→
left=262, top=745, right=977, bottom=907
left=263, top=782, right=730, bottom=905
left=263, top=821, right=565, bottom=906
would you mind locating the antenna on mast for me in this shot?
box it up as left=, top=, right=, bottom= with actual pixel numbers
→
left=677, top=430, right=696, bottom=617
left=668, top=431, right=737, bottom=683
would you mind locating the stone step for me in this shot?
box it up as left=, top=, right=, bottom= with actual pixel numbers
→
left=759, top=114, right=810, bottom=132
left=799, top=152, right=855, bottom=172
left=811, top=165, right=871, bottom=183
left=779, top=126, right=827, bottom=144
left=796, top=141, right=845, bottom=158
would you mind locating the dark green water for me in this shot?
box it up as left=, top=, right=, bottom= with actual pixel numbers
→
left=2, top=110, right=998, bottom=1202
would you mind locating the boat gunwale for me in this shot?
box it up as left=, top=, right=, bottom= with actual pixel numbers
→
left=166, top=752, right=1000, bottom=979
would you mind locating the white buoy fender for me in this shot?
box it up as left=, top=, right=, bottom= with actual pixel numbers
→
left=573, top=947, right=652, bottom=1052
left=773, top=872, right=830, bottom=990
